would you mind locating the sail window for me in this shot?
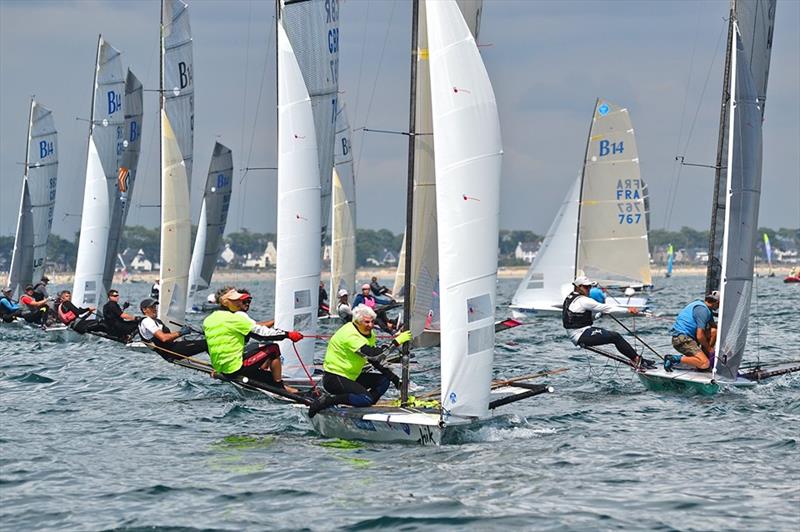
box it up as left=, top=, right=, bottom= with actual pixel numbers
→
left=466, top=294, right=492, bottom=323
left=467, top=324, right=494, bottom=355
left=294, top=289, right=311, bottom=310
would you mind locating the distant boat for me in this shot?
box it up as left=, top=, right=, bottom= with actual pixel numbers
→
left=665, top=243, right=674, bottom=278
left=187, top=142, right=233, bottom=313
left=510, top=98, right=651, bottom=317
left=158, top=0, right=194, bottom=329
left=762, top=233, right=774, bottom=276
left=7, top=99, right=58, bottom=298
left=637, top=0, right=800, bottom=394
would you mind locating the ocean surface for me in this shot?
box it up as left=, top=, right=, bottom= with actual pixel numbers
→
left=1, top=275, right=798, bottom=531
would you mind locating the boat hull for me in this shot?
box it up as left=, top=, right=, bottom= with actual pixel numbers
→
left=637, top=366, right=755, bottom=395
left=43, top=325, right=85, bottom=343
left=307, top=406, right=449, bottom=445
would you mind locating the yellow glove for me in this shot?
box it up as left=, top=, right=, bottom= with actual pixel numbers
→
left=393, top=330, right=412, bottom=346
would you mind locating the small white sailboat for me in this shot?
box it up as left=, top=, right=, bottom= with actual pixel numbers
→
left=186, top=142, right=233, bottom=313
left=329, top=103, right=357, bottom=302
left=511, top=98, right=651, bottom=317
left=158, top=0, right=194, bottom=330
left=639, top=0, right=784, bottom=394
left=309, top=0, right=551, bottom=444
left=7, top=99, right=58, bottom=298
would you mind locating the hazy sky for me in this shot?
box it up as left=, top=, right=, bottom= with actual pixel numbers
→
left=1, top=0, right=798, bottom=241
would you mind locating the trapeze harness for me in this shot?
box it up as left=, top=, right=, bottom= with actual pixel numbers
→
left=562, top=292, right=594, bottom=330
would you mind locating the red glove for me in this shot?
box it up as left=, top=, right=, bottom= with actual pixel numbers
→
left=287, top=330, right=303, bottom=343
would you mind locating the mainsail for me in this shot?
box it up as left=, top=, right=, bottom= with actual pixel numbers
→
left=274, top=22, right=322, bottom=379
left=394, top=0, right=483, bottom=337
left=576, top=99, right=652, bottom=288
left=8, top=100, right=58, bottom=297
left=330, top=103, right=356, bottom=298
left=159, top=0, right=194, bottom=327
left=281, top=0, right=339, bottom=244
left=511, top=176, right=580, bottom=311
left=187, top=142, right=233, bottom=305
left=713, top=17, right=768, bottom=381
left=427, top=0, right=502, bottom=419
left=104, top=70, right=144, bottom=295
left=763, top=233, right=772, bottom=272
left=73, top=36, right=125, bottom=308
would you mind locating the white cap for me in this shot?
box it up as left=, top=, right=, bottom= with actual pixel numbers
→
left=624, top=287, right=636, bottom=297
left=338, top=289, right=348, bottom=297
left=573, top=275, right=595, bottom=287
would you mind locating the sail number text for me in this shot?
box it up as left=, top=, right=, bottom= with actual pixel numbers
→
left=616, top=179, right=642, bottom=224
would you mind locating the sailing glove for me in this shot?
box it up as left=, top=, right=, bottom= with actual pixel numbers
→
left=392, top=330, right=412, bottom=346
left=287, top=330, right=303, bottom=343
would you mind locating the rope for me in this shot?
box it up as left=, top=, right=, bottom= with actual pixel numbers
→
left=290, top=341, right=317, bottom=390
left=140, top=342, right=212, bottom=368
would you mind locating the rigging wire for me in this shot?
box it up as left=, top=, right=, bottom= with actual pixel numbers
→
left=352, top=0, right=372, bottom=138
left=238, top=0, right=253, bottom=187
left=664, top=17, right=727, bottom=230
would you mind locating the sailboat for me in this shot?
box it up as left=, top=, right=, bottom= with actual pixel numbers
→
left=665, top=244, right=674, bottom=278
left=186, top=142, right=233, bottom=313
left=636, top=0, right=800, bottom=394
left=158, top=0, right=194, bottom=330
left=510, top=98, right=651, bottom=317
left=6, top=100, right=58, bottom=299
left=308, top=0, right=552, bottom=445
left=762, top=233, right=774, bottom=277
left=328, top=102, right=357, bottom=305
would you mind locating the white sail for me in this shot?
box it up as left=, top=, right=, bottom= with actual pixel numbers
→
left=330, top=103, right=356, bottom=298
left=158, top=0, right=193, bottom=327
left=281, top=0, right=338, bottom=243
left=187, top=142, right=233, bottom=305
left=427, top=0, right=502, bottom=419
left=73, top=36, right=126, bottom=307
left=8, top=100, right=58, bottom=297
left=576, top=99, right=652, bottom=288
left=104, top=69, right=144, bottom=294
left=162, top=0, right=194, bottom=188
left=394, top=0, right=483, bottom=336
left=714, top=20, right=765, bottom=380
left=511, top=176, right=580, bottom=312
left=274, top=23, right=322, bottom=379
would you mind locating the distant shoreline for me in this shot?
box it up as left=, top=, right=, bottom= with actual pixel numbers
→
left=3, top=264, right=794, bottom=286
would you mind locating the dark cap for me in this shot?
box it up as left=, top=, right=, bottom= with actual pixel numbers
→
left=41, top=276, right=50, bottom=283
left=108, top=289, right=119, bottom=296
left=140, top=298, right=158, bottom=311
left=1, top=287, right=12, bottom=294
left=24, top=284, right=34, bottom=291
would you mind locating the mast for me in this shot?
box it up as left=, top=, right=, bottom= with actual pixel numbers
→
left=400, top=0, right=420, bottom=406
left=572, top=97, right=598, bottom=280
left=705, top=0, right=736, bottom=294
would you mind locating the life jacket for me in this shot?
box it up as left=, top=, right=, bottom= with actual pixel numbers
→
left=562, top=292, right=594, bottom=329
left=58, top=303, right=77, bottom=324
left=32, top=283, right=47, bottom=301
left=363, top=295, right=376, bottom=309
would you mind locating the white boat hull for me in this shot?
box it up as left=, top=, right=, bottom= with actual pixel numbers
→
left=306, top=405, right=452, bottom=445
left=43, top=325, right=84, bottom=343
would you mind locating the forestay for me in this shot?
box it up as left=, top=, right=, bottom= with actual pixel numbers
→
left=159, top=0, right=193, bottom=328
left=187, top=143, right=233, bottom=304
left=511, top=176, right=580, bottom=310
left=427, top=0, right=502, bottom=419
left=8, top=100, right=58, bottom=297
left=275, top=23, right=322, bottom=379
left=714, top=21, right=765, bottom=381
left=330, top=103, right=356, bottom=298
left=104, top=70, right=144, bottom=295
left=73, top=36, right=125, bottom=308
left=576, top=99, right=651, bottom=288
left=281, top=0, right=338, bottom=244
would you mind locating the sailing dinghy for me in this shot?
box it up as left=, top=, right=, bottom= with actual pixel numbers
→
left=307, top=0, right=552, bottom=445
left=637, top=0, right=800, bottom=394
left=510, top=99, right=651, bottom=317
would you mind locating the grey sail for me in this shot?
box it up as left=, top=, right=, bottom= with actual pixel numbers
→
left=281, top=0, right=339, bottom=243
left=8, top=100, right=58, bottom=297
left=330, top=103, right=356, bottom=298
left=187, top=142, right=233, bottom=299
left=103, top=70, right=144, bottom=293
left=714, top=22, right=765, bottom=380
left=706, top=0, right=775, bottom=293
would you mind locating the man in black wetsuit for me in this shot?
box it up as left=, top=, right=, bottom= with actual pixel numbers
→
left=102, top=289, right=139, bottom=341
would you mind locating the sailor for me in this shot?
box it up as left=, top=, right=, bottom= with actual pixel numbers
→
left=150, top=280, right=160, bottom=298
left=318, top=281, right=329, bottom=316
left=336, top=289, right=353, bottom=322
left=663, top=291, right=719, bottom=371
left=203, top=288, right=303, bottom=392
left=32, top=276, right=50, bottom=301
left=370, top=276, right=393, bottom=299
left=589, top=285, right=606, bottom=304
left=352, top=283, right=377, bottom=309
left=562, top=276, right=654, bottom=369
left=102, top=289, right=140, bottom=341
left=138, top=298, right=207, bottom=361
left=0, top=287, right=24, bottom=322
left=56, top=290, right=103, bottom=333
left=19, top=285, right=49, bottom=324
left=307, top=304, right=412, bottom=418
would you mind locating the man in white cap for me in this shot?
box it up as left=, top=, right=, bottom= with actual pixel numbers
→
left=562, top=275, right=654, bottom=369
left=664, top=291, right=719, bottom=371
left=336, top=289, right=352, bottom=322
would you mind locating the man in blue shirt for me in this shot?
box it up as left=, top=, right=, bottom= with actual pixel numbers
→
left=664, top=291, right=719, bottom=371
left=589, top=286, right=606, bottom=303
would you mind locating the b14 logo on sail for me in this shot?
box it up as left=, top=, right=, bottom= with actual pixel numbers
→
left=39, top=140, right=54, bottom=159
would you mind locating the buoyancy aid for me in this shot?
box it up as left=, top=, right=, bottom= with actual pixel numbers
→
left=58, top=302, right=77, bottom=324
left=562, top=292, right=594, bottom=329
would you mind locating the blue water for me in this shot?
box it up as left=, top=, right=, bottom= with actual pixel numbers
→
left=1, top=275, right=798, bottom=530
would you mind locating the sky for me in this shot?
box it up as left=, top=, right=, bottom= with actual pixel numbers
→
left=1, top=0, right=798, bottom=241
